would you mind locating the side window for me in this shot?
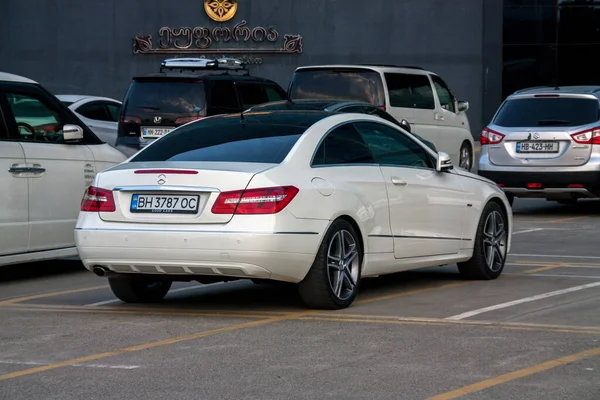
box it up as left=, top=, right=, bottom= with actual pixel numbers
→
left=235, top=84, right=270, bottom=109
left=77, top=102, right=111, bottom=121
left=265, top=86, right=286, bottom=102
left=384, top=73, right=435, bottom=110
left=209, top=81, right=239, bottom=113
left=4, top=92, right=63, bottom=142
left=106, top=103, right=121, bottom=122
left=384, top=73, right=414, bottom=108
left=354, top=122, right=434, bottom=169
left=430, top=75, right=456, bottom=113
left=312, top=123, right=375, bottom=166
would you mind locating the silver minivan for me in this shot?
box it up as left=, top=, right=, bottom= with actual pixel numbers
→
left=478, top=86, right=600, bottom=205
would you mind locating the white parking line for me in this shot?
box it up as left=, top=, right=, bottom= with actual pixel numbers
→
left=85, top=284, right=217, bottom=306
left=445, top=281, right=600, bottom=320
left=0, top=360, right=139, bottom=369
left=510, top=254, right=600, bottom=260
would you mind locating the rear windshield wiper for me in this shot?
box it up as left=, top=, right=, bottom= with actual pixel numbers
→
left=536, top=119, right=571, bottom=126
left=137, top=106, right=161, bottom=110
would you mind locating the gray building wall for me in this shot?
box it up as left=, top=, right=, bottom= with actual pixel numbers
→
left=0, top=0, right=503, bottom=138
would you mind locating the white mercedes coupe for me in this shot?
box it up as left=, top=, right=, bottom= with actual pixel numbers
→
left=75, top=111, right=513, bottom=309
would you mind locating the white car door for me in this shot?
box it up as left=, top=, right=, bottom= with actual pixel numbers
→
left=383, top=72, right=440, bottom=150
left=0, top=118, right=29, bottom=256
left=353, top=121, right=467, bottom=259
left=4, top=85, right=94, bottom=253
left=429, top=74, right=470, bottom=165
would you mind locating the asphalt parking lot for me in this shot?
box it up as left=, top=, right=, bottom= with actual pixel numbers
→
left=1, top=197, right=599, bottom=400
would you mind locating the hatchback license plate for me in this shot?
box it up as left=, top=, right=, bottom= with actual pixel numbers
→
left=141, top=127, right=174, bottom=138
left=130, top=194, right=199, bottom=214
left=516, top=141, right=559, bottom=153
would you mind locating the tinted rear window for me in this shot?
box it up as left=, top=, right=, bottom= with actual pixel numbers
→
left=493, top=97, right=600, bottom=127
left=124, top=80, right=206, bottom=114
left=130, top=120, right=306, bottom=163
left=288, top=69, right=385, bottom=106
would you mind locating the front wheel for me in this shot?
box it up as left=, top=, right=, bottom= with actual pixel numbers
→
left=298, top=219, right=362, bottom=309
left=108, top=276, right=172, bottom=303
left=458, top=142, right=473, bottom=171
left=458, top=201, right=508, bottom=280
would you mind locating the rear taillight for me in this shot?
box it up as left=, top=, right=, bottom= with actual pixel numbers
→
left=175, top=116, right=203, bottom=125
left=211, top=186, right=299, bottom=215
left=481, top=127, right=505, bottom=145
left=570, top=127, right=600, bottom=145
left=119, top=115, right=141, bottom=124
left=81, top=186, right=116, bottom=212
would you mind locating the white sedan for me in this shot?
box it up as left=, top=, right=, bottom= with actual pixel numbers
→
left=56, top=95, right=121, bottom=147
left=75, top=111, right=513, bottom=309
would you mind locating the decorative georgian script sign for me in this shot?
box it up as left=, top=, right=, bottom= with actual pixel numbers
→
left=133, top=20, right=303, bottom=57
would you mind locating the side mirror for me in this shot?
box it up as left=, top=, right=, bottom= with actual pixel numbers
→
left=63, top=124, right=84, bottom=142
left=436, top=151, right=453, bottom=172
left=457, top=100, right=469, bottom=113
left=399, top=119, right=412, bottom=133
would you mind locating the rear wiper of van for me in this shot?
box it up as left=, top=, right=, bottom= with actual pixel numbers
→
left=536, top=119, right=570, bottom=126
left=137, top=106, right=161, bottom=110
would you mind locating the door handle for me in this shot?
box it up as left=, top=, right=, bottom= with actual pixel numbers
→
left=8, top=164, right=45, bottom=175
left=391, top=177, right=407, bottom=186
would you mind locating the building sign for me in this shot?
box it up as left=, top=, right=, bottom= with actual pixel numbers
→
left=132, top=1, right=303, bottom=63
left=204, top=0, right=238, bottom=23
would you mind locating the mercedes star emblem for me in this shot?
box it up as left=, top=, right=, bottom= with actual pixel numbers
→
left=157, top=174, right=166, bottom=185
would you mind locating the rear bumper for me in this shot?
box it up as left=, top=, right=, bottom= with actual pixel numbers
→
left=478, top=170, right=600, bottom=199
left=74, top=217, right=328, bottom=283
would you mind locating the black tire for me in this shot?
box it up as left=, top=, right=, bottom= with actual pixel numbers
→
left=108, top=276, right=172, bottom=303
left=459, top=142, right=473, bottom=171
left=298, top=219, right=363, bottom=309
left=458, top=201, right=508, bottom=280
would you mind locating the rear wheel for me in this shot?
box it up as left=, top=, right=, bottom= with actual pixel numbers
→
left=108, top=276, right=172, bottom=303
left=458, top=201, right=508, bottom=280
left=298, top=219, right=362, bottom=309
left=459, top=142, right=472, bottom=171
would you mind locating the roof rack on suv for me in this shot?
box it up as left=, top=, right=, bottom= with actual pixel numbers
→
left=513, top=85, right=558, bottom=94
left=356, top=64, right=425, bottom=70
left=159, top=57, right=250, bottom=76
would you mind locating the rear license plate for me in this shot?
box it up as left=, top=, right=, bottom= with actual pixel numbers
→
left=141, top=127, right=174, bottom=138
left=130, top=194, right=199, bottom=214
left=516, top=141, right=559, bottom=153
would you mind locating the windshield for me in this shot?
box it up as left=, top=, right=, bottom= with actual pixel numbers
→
left=288, top=69, right=385, bottom=106
left=130, top=119, right=307, bottom=164
left=123, top=80, right=206, bottom=114
left=493, top=97, right=599, bottom=127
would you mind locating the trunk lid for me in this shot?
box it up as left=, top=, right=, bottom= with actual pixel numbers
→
left=487, top=125, right=594, bottom=167
left=487, top=94, right=599, bottom=167
left=96, top=161, right=274, bottom=224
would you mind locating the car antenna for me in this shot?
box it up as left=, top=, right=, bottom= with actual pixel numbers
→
left=233, top=82, right=245, bottom=121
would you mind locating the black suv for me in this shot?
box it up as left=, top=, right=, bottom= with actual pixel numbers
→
left=115, top=58, right=287, bottom=156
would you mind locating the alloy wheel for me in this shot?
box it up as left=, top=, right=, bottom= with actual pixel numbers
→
left=326, top=229, right=360, bottom=301
left=482, top=210, right=507, bottom=272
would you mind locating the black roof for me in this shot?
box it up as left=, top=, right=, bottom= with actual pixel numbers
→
left=194, top=110, right=333, bottom=128
left=248, top=99, right=341, bottom=111
left=132, top=72, right=278, bottom=84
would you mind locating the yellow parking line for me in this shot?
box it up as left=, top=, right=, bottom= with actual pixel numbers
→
left=520, top=264, right=565, bottom=274
left=297, top=316, right=600, bottom=335
left=547, top=216, right=588, bottom=224
left=0, top=309, right=317, bottom=381
left=355, top=281, right=471, bottom=305
left=0, top=285, right=108, bottom=306
left=0, top=305, right=283, bottom=320
left=426, top=346, right=600, bottom=399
